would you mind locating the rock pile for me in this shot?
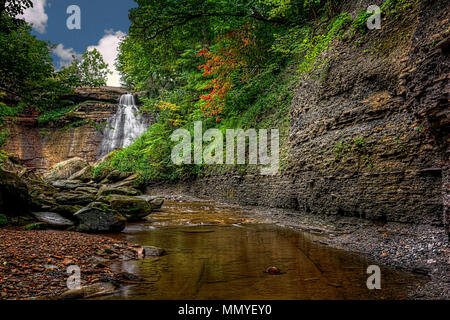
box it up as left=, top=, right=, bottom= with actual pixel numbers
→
left=0, top=156, right=164, bottom=233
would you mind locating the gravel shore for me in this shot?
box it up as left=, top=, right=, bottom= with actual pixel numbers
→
left=0, top=228, right=140, bottom=300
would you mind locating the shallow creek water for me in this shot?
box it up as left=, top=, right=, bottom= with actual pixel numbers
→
left=106, top=200, right=424, bottom=300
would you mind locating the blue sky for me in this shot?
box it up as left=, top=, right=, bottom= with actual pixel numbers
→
left=20, top=0, right=137, bottom=86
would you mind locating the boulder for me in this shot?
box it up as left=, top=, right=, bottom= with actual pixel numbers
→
left=0, top=168, right=32, bottom=216
left=31, top=212, right=74, bottom=228
left=73, top=202, right=126, bottom=233
left=106, top=195, right=152, bottom=221
left=68, top=165, right=94, bottom=182
left=97, top=185, right=142, bottom=197
left=136, top=195, right=164, bottom=210
left=55, top=192, right=96, bottom=206
left=43, top=158, right=89, bottom=181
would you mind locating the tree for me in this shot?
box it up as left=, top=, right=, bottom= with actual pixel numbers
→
left=58, top=49, right=110, bottom=88
left=0, top=15, right=57, bottom=108
left=0, top=0, right=33, bottom=32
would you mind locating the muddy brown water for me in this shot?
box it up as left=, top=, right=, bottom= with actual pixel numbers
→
left=106, top=200, right=425, bottom=300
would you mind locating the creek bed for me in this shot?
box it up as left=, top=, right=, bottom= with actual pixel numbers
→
left=104, top=200, right=425, bottom=300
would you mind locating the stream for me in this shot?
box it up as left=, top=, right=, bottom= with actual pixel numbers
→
left=105, top=200, right=424, bottom=300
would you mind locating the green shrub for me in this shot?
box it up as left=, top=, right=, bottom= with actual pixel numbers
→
left=0, top=214, right=7, bottom=227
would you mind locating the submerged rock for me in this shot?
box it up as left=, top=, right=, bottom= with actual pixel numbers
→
left=43, top=158, right=89, bottom=182
left=73, top=202, right=126, bottom=233
left=31, top=212, right=74, bottom=228
left=143, top=246, right=166, bottom=257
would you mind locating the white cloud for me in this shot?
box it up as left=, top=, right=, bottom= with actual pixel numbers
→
left=18, top=0, right=48, bottom=34
left=53, top=44, right=82, bottom=68
left=87, top=30, right=127, bottom=87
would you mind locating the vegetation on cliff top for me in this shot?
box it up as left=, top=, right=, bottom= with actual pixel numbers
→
left=94, top=0, right=417, bottom=182
left=0, top=1, right=111, bottom=151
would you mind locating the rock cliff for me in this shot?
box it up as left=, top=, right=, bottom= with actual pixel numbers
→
left=152, top=0, right=449, bottom=233
left=3, top=87, right=124, bottom=168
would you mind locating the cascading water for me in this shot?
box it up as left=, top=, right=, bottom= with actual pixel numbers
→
left=99, top=94, right=148, bottom=158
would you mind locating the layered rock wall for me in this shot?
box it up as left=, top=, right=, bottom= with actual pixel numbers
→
left=152, top=0, right=449, bottom=231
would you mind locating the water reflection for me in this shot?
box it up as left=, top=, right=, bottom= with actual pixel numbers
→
left=107, top=201, right=424, bottom=300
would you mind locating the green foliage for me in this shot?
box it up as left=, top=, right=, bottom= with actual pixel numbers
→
left=297, top=13, right=351, bottom=75
left=25, top=223, right=46, bottom=231
left=0, top=214, right=7, bottom=227
left=57, top=48, right=110, bottom=88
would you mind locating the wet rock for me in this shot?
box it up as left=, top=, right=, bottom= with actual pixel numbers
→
left=97, top=185, right=142, bottom=197
left=68, top=165, right=94, bottom=182
left=73, top=202, right=126, bottom=233
left=0, top=168, right=32, bottom=217
left=136, top=195, right=164, bottom=210
left=31, top=212, right=74, bottom=228
left=143, top=246, right=166, bottom=257
left=59, top=282, right=117, bottom=300
left=43, top=158, right=89, bottom=182
left=55, top=192, right=96, bottom=206
left=106, top=195, right=152, bottom=221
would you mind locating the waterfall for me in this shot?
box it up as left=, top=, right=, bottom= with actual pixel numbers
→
left=99, top=94, right=148, bottom=158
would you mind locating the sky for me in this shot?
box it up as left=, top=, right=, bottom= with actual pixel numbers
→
left=19, top=0, right=137, bottom=87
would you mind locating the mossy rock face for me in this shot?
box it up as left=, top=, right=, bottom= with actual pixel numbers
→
left=0, top=214, right=8, bottom=227
left=25, top=223, right=47, bottom=231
